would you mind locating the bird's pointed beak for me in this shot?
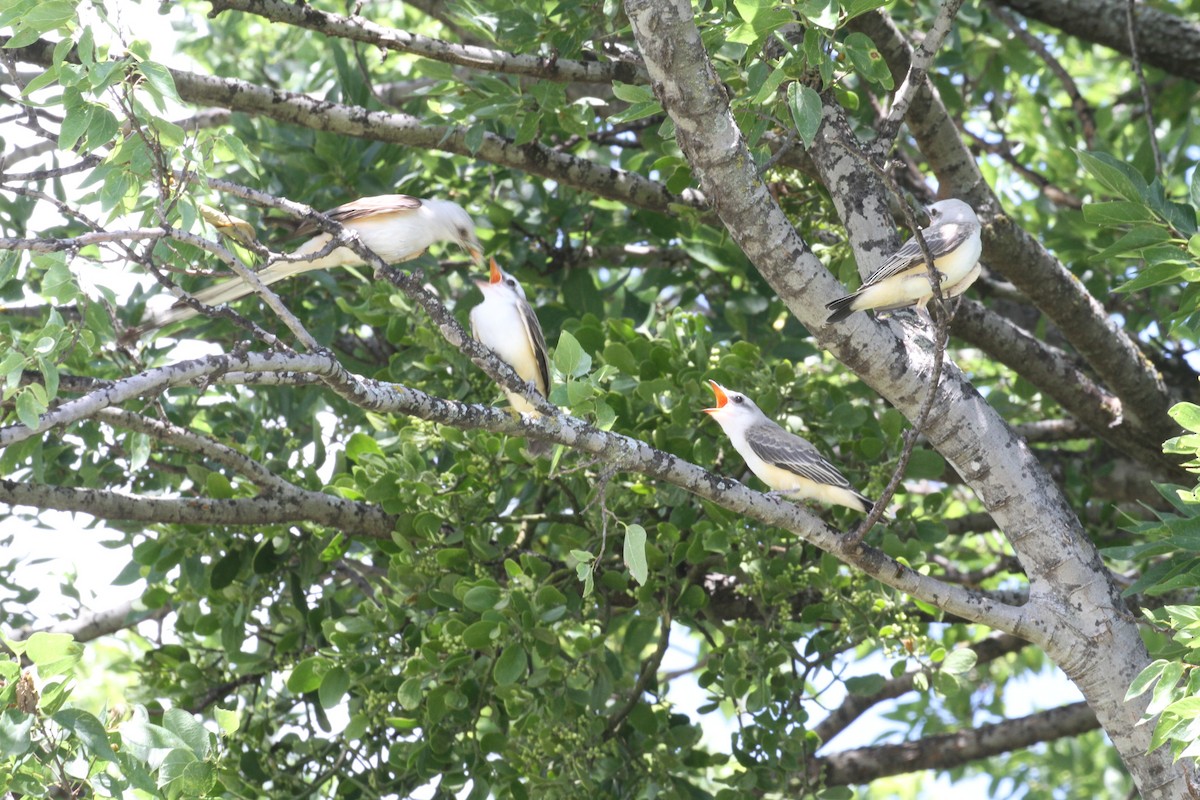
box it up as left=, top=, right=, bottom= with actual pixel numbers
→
left=488, top=256, right=503, bottom=284
left=466, top=240, right=484, bottom=267
left=702, top=380, right=728, bottom=415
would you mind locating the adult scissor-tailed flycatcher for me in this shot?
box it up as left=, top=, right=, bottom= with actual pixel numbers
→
left=470, top=258, right=552, bottom=455
left=703, top=381, right=871, bottom=512
left=825, top=199, right=982, bottom=324
left=146, top=195, right=482, bottom=328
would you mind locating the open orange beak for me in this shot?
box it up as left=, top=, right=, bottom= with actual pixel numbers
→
left=702, top=380, right=728, bottom=415
left=488, top=256, right=503, bottom=284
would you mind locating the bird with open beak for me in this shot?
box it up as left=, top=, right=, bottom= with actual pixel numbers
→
left=145, top=195, right=483, bottom=329
left=470, top=258, right=552, bottom=455
left=703, top=381, right=872, bottom=512
left=825, top=198, right=982, bottom=324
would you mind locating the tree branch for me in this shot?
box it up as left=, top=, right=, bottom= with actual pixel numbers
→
left=0, top=478, right=395, bottom=539
left=15, top=599, right=170, bottom=643
left=876, top=0, right=967, bottom=147
left=93, top=408, right=295, bottom=493
left=805, top=701, right=1098, bottom=787
left=208, top=0, right=649, bottom=85
left=0, top=349, right=1028, bottom=631
left=6, top=38, right=704, bottom=218
left=813, top=633, right=1030, bottom=747
left=995, top=0, right=1200, bottom=84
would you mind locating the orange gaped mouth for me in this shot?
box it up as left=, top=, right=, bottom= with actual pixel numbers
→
left=488, top=256, right=503, bottom=284
left=702, top=380, right=728, bottom=414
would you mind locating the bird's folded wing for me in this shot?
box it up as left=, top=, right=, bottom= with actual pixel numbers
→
left=294, top=195, right=423, bottom=236
left=744, top=426, right=852, bottom=489
left=519, top=300, right=551, bottom=398
left=862, top=221, right=975, bottom=285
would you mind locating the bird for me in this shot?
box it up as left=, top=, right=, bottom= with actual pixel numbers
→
left=145, top=195, right=483, bottom=329
left=702, top=380, right=872, bottom=512
left=825, top=199, right=982, bottom=324
left=470, top=257, right=552, bottom=455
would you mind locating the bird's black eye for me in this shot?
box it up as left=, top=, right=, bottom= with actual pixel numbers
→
left=505, top=278, right=517, bottom=288
left=732, top=395, right=744, bottom=404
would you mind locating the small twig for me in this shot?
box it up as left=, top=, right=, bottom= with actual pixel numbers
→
left=875, top=0, right=967, bottom=149
left=604, top=604, right=672, bottom=737
left=1125, top=0, right=1163, bottom=176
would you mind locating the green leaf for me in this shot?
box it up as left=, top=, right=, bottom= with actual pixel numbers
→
left=732, top=0, right=793, bottom=40
left=839, top=0, right=887, bottom=21
left=1082, top=201, right=1158, bottom=227
left=345, top=432, right=383, bottom=460
left=0, top=710, right=33, bottom=758
left=163, top=708, right=210, bottom=759
left=59, top=97, right=95, bottom=151
left=16, top=0, right=75, bottom=33
left=844, top=674, right=887, bottom=696
left=1077, top=150, right=1149, bottom=202
left=1146, top=659, right=1185, bottom=718
left=319, top=666, right=350, bottom=709
left=397, top=678, right=423, bottom=711
left=463, top=585, right=503, bottom=612
left=940, top=648, right=978, bottom=676
left=1115, top=262, right=1188, bottom=294
left=1091, top=225, right=1170, bottom=262
left=786, top=83, right=822, bottom=149
left=54, top=709, right=119, bottom=763
left=288, top=656, right=332, bottom=694
left=214, top=708, right=240, bottom=735
left=624, top=523, right=649, bottom=586
left=841, top=32, right=894, bottom=90
left=24, top=632, right=82, bottom=669
left=611, top=81, right=656, bottom=104
left=136, top=60, right=181, bottom=108
left=209, top=549, right=241, bottom=590
left=463, top=619, right=504, bottom=650
left=493, top=644, right=528, bottom=686
left=15, top=389, right=45, bottom=431
left=553, top=330, right=590, bottom=377
left=905, top=449, right=945, bottom=480
left=1128, top=659, right=1170, bottom=700
left=1170, top=403, right=1200, bottom=434
left=120, top=706, right=192, bottom=763
left=1191, top=166, right=1200, bottom=210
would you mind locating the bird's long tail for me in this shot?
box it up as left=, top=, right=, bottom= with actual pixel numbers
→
left=142, top=260, right=301, bottom=330
left=824, top=291, right=862, bottom=324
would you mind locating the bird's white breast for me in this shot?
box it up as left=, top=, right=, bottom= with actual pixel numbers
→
left=470, top=296, right=542, bottom=414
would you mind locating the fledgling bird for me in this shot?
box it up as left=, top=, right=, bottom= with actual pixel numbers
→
left=146, top=195, right=483, bottom=329
left=825, top=199, right=982, bottom=324
left=470, top=257, right=552, bottom=455
left=702, top=381, right=872, bottom=512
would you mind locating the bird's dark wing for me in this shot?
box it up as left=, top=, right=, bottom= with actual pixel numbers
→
left=744, top=425, right=853, bottom=489
left=519, top=299, right=551, bottom=398
left=294, top=195, right=423, bottom=236
left=862, top=220, right=976, bottom=285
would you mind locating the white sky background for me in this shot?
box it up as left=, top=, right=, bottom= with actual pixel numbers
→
left=0, top=2, right=1100, bottom=798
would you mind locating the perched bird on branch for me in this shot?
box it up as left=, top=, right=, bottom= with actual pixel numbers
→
left=702, top=380, right=871, bottom=512
left=825, top=199, right=982, bottom=324
left=470, top=257, right=553, bottom=456
left=144, top=195, right=482, bottom=329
